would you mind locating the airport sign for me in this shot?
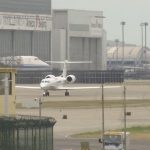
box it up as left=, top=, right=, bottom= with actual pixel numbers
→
left=0, top=12, right=52, bottom=31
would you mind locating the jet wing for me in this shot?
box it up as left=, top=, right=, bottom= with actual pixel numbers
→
left=16, top=85, right=121, bottom=90
left=57, top=85, right=121, bottom=90
left=16, top=85, right=40, bottom=89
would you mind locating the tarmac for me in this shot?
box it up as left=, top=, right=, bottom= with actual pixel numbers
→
left=16, top=82, right=150, bottom=138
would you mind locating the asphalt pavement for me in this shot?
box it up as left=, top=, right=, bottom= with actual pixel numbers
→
left=16, top=82, right=150, bottom=150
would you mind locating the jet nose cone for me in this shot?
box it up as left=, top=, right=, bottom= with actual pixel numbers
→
left=40, top=80, right=45, bottom=89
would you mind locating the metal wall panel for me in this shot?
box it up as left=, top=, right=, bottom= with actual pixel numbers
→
left=68, top=10, right=103, bottom=25
left=0, top=0, right=51, bottom=14
left=70, top=37, right=98, bottom=70
left=53, top=10, right=106, bottom=71
left=90, top=38, right=97, bottom=70
left=0, top=31, right=12, bottom=57
left=53, top=11, right=68, bottom=29
left=0, top=30, right=51, bottom=61
left=0, top=0, right=52, bottom=62
left=69, top=24, right=89, bottom=31
left=32, top=31, right=51, bottom=61
left=14, top=31, right=32, bottom=56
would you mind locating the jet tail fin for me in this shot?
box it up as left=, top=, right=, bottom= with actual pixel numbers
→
left=46, top=60, right=92, bottom=78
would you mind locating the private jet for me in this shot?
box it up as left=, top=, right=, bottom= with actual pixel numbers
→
left=16, top=60, right=121, bottom=96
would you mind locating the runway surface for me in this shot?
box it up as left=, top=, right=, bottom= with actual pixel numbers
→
left=16, top=82, right=150, bottom=108
left=17, top=107, right=150, bottom=138
left=16, top=82, right=150, bottom=136
left=16, top=82, right=150, bottom=149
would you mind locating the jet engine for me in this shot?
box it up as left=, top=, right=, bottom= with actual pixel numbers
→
left=66, top=75, right=76, bottom=83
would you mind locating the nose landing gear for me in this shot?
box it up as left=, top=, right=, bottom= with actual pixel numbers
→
left=65, top=89, right=69, bottom=96
left=43, top=91, right=49, bottom=96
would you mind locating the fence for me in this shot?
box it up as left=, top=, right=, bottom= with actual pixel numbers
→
left=16, top=70, right=124, bottom=84
left=0, top=115, right=56, bottom=150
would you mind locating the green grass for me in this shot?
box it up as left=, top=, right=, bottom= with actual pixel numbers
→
left=71, top=126, right=150, bottom=138
left=125, top=126, right=150, bottom=134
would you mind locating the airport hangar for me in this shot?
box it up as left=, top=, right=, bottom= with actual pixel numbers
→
left=107, top=46, right=150, bottom=69
left=0, top=0, right=124, bottom=83
left=0, top=0, right=107, bottom=71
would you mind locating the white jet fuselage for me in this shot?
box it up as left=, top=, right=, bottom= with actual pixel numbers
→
left=40, top=76, right=66, bottom=90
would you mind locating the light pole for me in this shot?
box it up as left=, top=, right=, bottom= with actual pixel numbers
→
left=123, top=84, right=127, bottom=150
left=140, top=23, right=144, bottom=65
left=35, top=97, right=42, bottom=150
left=34, top=97, right=42, bottom=118
left=121, top=21, right=126, bottom=68
left=140, top=22, right=148, bottom=64
left=144, top=22, right=148, bottom=63
left=101, top=83, right=105, bottom=150
left=115, top=39, right=119, bottom=65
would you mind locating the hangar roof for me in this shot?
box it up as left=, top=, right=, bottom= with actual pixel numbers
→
left=107, top=46, right=150, bottom=62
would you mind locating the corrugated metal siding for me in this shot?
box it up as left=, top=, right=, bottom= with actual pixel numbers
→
left=32, top=31, right=51, bottom=61
left=70, top=37, right=91, bottom=70
left=0, top=30, right=51, bottom=61
left=0, top=31, right=12, bottom=57
left=70, top=37, right=99, bottom=70
left=14, top=31, right=32, bottom=56
left=0, top=0, right=52, bottom=62
left=0, top=0, right=51, bottom=14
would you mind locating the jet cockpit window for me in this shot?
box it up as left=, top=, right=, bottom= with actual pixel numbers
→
left=45, top=76, right=51, bottom=78
left=34, top=57, right=39, bottom=61
left=45, top=75, right=55, bottom=78
left=41, top=80, right=50, bottom=83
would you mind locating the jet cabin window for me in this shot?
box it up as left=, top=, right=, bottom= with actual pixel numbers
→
left=0, top=73, right=12, bottom=95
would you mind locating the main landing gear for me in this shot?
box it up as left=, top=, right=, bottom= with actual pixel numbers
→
left=65, top=90, right=69, bottom=96
left=43, top=90, right=70, bottom=96
left=43, top=91, right=49, bottom=97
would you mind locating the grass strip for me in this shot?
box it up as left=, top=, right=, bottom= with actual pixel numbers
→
left=71, top=126, right=150, bottom=139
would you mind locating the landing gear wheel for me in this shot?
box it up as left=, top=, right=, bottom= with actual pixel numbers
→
left=65, top=90, right=69, bottom=96
left=43, top=91, right=49, bottom=96
left=46, top=91, right=49, bottom=96
left=43, top=92, right=46, bottom=97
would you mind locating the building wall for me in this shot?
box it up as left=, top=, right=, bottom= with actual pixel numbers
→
left=0, top=0, right=52, bottom=62
left=53, top=10, right=68, bottom=29
left=53, top=9, right=107, bottom=71
left=0, top=0, right=51, bottom=14
left=107, top=46, right=150, bottom=69
left=52, top=29, right=66, bottom=61
left=0, top=31, right=51, bottom=61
